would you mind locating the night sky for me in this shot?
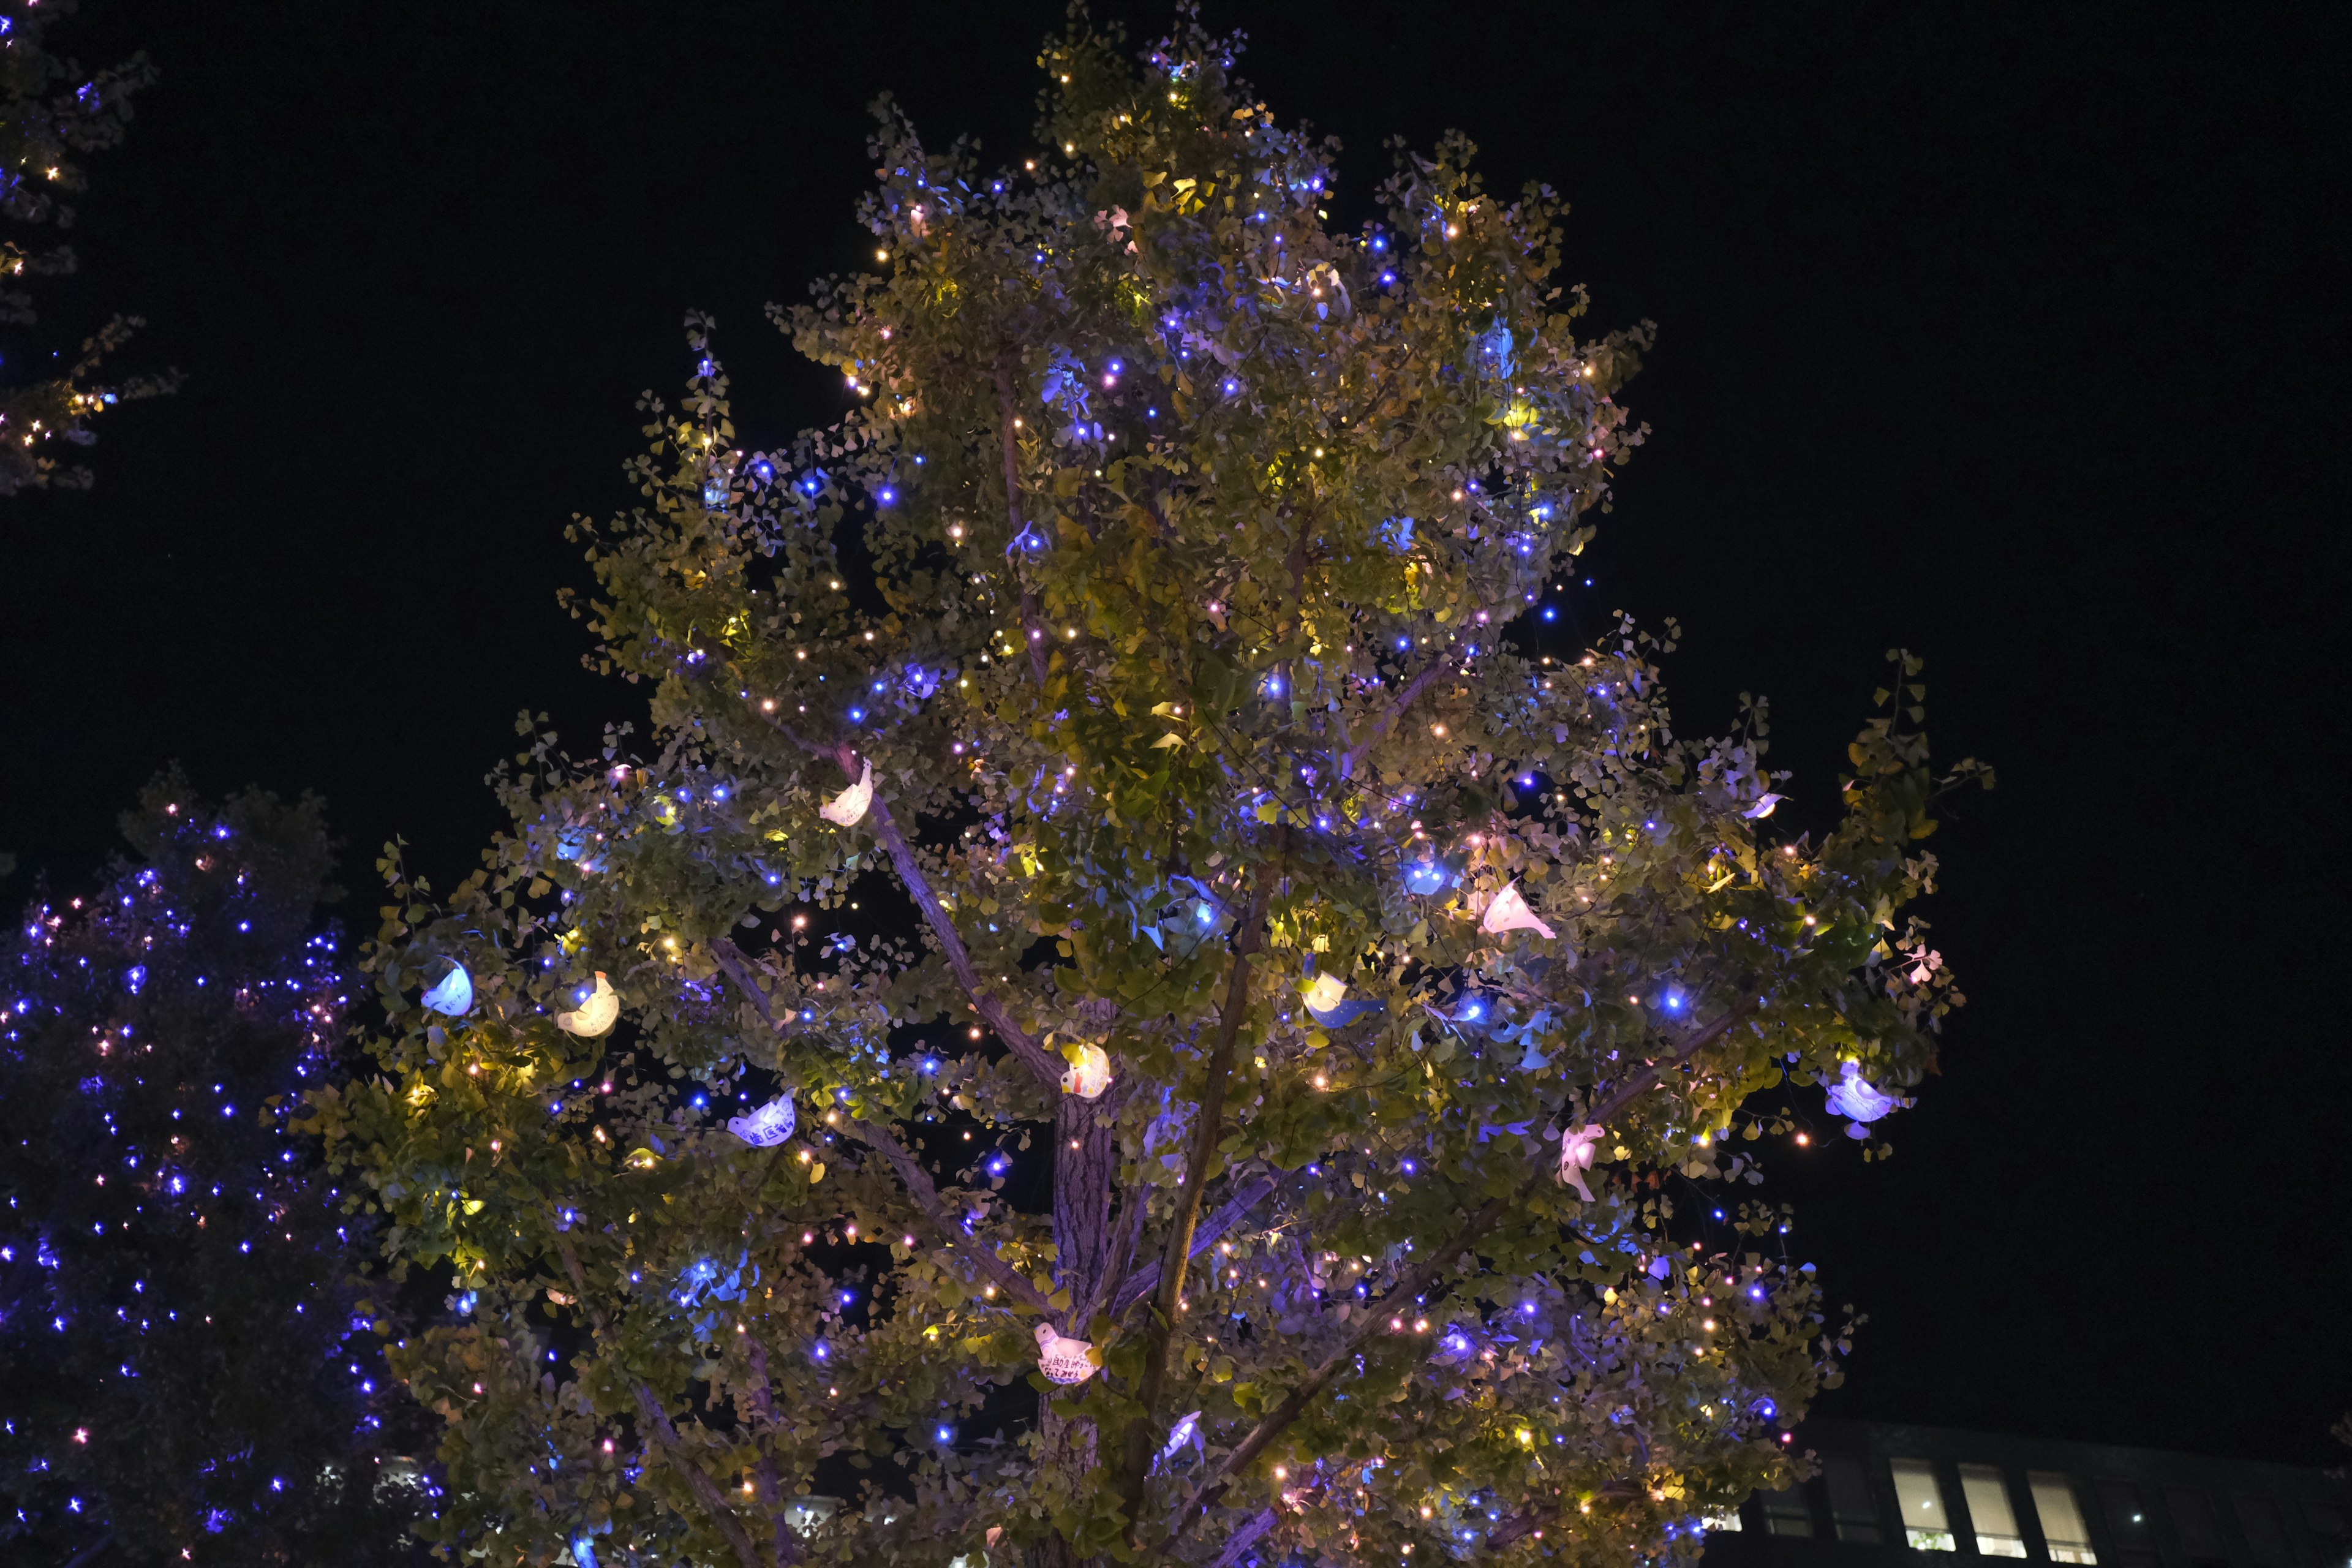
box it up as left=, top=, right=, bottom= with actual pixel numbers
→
left=4, top=2, right=2345, bottom=1464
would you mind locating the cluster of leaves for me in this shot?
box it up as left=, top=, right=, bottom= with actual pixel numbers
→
left=0, top=772, right=431, bottom=1565
left=311, top=13, right=1987, bottom=1568
left=0, top=0, right=176, bottom=496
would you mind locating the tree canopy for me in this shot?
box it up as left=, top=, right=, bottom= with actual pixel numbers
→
left=313, top=15, right=1985, bottom=1568
left=0, top=0, right=175, bottom=496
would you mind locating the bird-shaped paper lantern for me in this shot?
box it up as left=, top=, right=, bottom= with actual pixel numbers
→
left=420, top=962, right=474, bottom=1018
left=1403, top=857, right=1455, bottom=895
left=1557, top=1123, right=1606, bottom=1201
left=1033, top=1323, right=1098, bottom=1384
left=1481, top=881, right=1556, bottom=940
left=1060, top=1043, right=1113, bottom=1099
left=820, top=761, right=874, bottom=827
left=726, top=1092, right=797, bottom=1148
left=556, top=972, right=619, bottom=1037
left=554, top=824, right=590, bottom=862
left=1158, top=1410, right=1204, bottom=1470
left=1741, top=793, right=1787, bottom=820
left=1825, top=1061, right=1898, bottom=1136
left=1303, top=971, right=1386, bottom=1029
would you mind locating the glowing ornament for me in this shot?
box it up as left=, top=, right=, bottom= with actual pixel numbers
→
left=1060, top=1043, right=1113, bottom=1099
left=1403, top=857, right=1455, bottom=895
left=1303, top=972, right=1385, bottom=1028
left=420, top=963, right=474, bottom=1018
left=1159, top=1409, right=1204, bottom=1469
left=1034, top=1323, right=1099, bottom=1385
left=820, top=761, right=874, bottom=827
left=1742, top=793, right=1787, bottom=820
left=1825, top=1061, right=1898, bottom=1137
left=1556, top=1123, right=1605, bottom=1201
left=555, top=824, right=590, bottom=861
left=1481, top=882, right=1556, bottom=940
left=726, top=1092, right=797, bottom=1148
left=556, top=972, right=619, bottom=1037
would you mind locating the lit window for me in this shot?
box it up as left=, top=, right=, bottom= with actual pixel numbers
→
left=1891, top=1459, right=1958, bottom=1551
left=2031, top=1474, right=2098, bottom=1564
left=1961, top=1465, right=2028, bottom=1558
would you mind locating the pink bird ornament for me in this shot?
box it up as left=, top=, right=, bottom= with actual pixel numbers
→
left=1481, top=881, right=1556, bottom=940
left=1557, top=1123, right=1605, bottom=1200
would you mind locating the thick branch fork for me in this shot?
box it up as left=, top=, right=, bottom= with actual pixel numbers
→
left=1158, top=995, right=1763, bottom=1551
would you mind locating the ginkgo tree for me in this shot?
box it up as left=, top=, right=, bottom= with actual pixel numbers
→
left=311, top=15, right=1985, bottom=1568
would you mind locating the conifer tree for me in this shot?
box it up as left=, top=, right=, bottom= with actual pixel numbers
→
left=0, top=774, right=428, bottom=1564
left=313, top=15, right=1985, bottom=1568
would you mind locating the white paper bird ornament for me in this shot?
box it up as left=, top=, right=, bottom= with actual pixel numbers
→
left=1741, top=793, right=1787, bottom=820
left=1825, top=1061, right=1898, bottom=1137
left=820, top=761, right=874, bottom=827
left=420, top=962, right=474, bottom=1018
left=1060, top=1043, right=1113, bottom=1099
left=1033, top=1323, right=1098, bottom=1385
left=726, top=1092, right=797, bottom=1148
left=1556, top=1123, right=1606, bottom=1201
left=556, top=971, right=619, bottom=1037
left=1481, top=881, right=1556, bottom=940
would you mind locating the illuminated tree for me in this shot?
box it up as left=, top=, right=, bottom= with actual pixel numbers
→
left=312, top=16, right=1986, bottom=1568
left=0, top=0, right=176, bottom=496
left=0, top=773, right=431, bottom=1564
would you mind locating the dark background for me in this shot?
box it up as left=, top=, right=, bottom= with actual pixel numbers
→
left=4, top=2, right=2344, bottom=1463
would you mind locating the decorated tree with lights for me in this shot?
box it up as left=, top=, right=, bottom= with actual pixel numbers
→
left=312, top=15, right=1985, bottom=1568
left=0, top=0, right=176, bottom=495
left=0, top=774, right=430, bottom=1565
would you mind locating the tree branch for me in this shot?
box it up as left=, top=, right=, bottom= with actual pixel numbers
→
left=1340, top=662, right=1449, bottom=780
left=706, top=936, right=1060, bottom=1319
left=719, top=741, right=1063, bottom=1093
left=993, top=356, right=1051, bottom=689
left=554, top=1241, right=766, bottom=1568
left=744, top=1340, right=803, bottom=1565
left=633, top=1382, right=769, bottom=1568
left=1111, top=1174, right=1279, bottom=1316
left=1119, top=855, right=1281, bottom=1536
left=1158, top=995, right=1762, bottom=1551
left=1206, top=1509, right=1278, bottom=1568
left=849, top=1115, right=1059, bottom=1317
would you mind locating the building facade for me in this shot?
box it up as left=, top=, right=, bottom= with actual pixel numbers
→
left=1706, top=1422, right=2349, bottom=1568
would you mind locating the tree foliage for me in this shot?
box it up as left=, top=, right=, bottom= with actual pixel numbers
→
left=313, top=15, right=1987, bottom=1568
left=0, top=772, right=429, bottom=1564
left=0, top=0, right=176, bottom=496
